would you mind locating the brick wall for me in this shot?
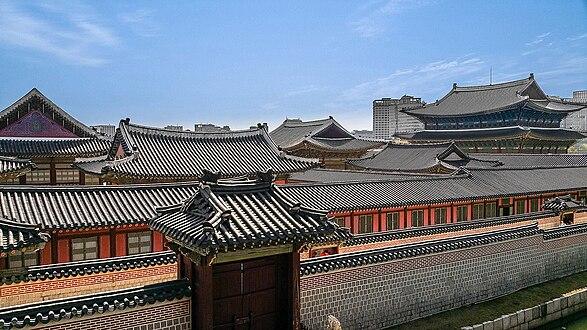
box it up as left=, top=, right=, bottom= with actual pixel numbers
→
left=35, top=299, right=191, bottom=330
left=0, top=263, right=177, bottom=307
left=300, top=232, right=587, bottom=329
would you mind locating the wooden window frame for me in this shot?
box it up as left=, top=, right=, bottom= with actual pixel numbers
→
left=386, top=212, right=400, bottom=230
left=358, top=215, right=374, bottom=234
left=434, top=208, right=447, bottom=224
left=456, top=206, right=468, bottom=222
left=127, top=231, right=153, bottom=255
left=411, top=210, right=424, bottom=227
left=71, top=236, right=99, bottom=261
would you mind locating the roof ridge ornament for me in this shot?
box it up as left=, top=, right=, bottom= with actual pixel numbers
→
left=256, top=169, right=274, bottom=183
left=201, top=169, right=221, bottom=184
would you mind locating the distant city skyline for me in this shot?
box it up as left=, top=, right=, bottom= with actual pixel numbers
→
left=0, top=0, right=586, bottom=131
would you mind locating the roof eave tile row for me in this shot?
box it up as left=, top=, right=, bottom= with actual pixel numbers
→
left=0, top=279, right=190, bottom=329
left=0, top=251, right=176, bottom=285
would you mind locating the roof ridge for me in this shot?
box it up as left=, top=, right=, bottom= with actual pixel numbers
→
left=0, top=180, right=200, bottom=191
left=282, top=172, right=470, bottom=187
left=454, top=76, right=532, bottom=91
left=123, top=120, right=263, bottom=137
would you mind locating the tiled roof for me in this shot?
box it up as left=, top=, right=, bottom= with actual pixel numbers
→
left=0, top=182, right=200, bottom=230
left=345, top=211, right=554, bottom=247
left=0, top=137, right=111, bottom=158
left=287, top=168, right=444, bottom=183
left=0, top=279, right=191, bottom=329
left=348, top=142, right=500, bottom=172
left=0, top=218, right=49, bottom=254
left=79, top=119, right=317, bottom=180
left=405, top=75, right=585, bottom=117
left=150, top=172, right=351, bottom=255
left=349, top=143, right=587, bottom=172
left=402, top=126, right=585, bottom=142
left=280, top=167, right=587, bottom=212
left=0, top=88, right=98, bottom=138
left=0, top=157, right=34, bottom=179
left=543, top=222, right=587, bottom=240
left=0, top=251, right=176, bottom=285
left=542, top=195, right=584, bottom=212
left=469, top=153, right=587, bottom=169
left=270, top=117, right=383, bottom=151
left=300, top=224, right=541, bottom=275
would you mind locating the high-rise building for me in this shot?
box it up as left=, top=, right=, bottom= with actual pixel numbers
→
left=560, top=90, right=587, bottom=132
left=373, top=95, right=424, bottom=140
left=91, top=124, right=116, bottom=137
left=164, top=125, right=184, bottom=131
left=194, top=123, right=230, bottom=133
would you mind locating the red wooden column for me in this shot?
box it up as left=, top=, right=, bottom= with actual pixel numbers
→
left=192, top=255, right=213, bottom=330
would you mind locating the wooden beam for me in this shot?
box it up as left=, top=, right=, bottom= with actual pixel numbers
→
left=214, top=245, right=293, bottom=264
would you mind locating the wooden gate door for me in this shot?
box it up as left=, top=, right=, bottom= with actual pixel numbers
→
left=212, top=255, right=286, bottom=330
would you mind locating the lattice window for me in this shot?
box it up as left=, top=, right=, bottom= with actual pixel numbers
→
left=434, top=208, right=447, bottom=224
left=456, top=206, right=468, bottom=222
left=358, top=215, right=373, bottom=234
left=72, top=236, right=98, bottom=261
left=55, top=163, right=79, bottom=184
left=472, top=204, right=484, bottom=220
left=85, top=174, right=101, bottom=185
left=485, top=202, right=497, bottom=218
left=7, top=251, right=38, bottom=269
left=411, top=210, right=424, bottom=227
left=515, top=200, right=526, bottom=215
left=27, top=163, right=50, bottom=184
left=386, top=212, right=400, bottom=230
left=127, top=231, right=152, bottom=255
left=530, top=198, right=540, bottom=212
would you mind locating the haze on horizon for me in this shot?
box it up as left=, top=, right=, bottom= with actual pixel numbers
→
left=0, top=0, right=586, bottom=131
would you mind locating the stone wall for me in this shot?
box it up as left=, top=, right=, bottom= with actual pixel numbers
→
left=463, top=288, right=587, bottom=330
left=35, top=299, right=191, bottom=330
left=300, top=230, right=587, bottom=329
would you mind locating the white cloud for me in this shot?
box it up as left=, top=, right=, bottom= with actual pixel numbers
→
left=0, top=1, right=117, bottom=66
left=525, top=32, right=550, bottom=46
left=340, top=55, right=484, bottom=103
left=285, top=85, right=326, bottom=97
left=350, top=0, right=431, bottom=39
left=119, top=9, right=158, bottom=37
left=567, top=33, right=587, bottom=42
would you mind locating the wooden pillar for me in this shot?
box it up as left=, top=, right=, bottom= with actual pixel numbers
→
left=50, top=162, right=56, bottom=185
left=193, top=255, right=213, bottom=330
left=289, top=251, right=301, bottom=330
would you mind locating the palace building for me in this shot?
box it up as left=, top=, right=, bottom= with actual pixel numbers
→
left=401, top=74, right=586, bottom=153
left=270, top=117, right=384, bottom=168
left=0, top=89, right=111, bottom=185
left=75, top=118, right=317, bottom=183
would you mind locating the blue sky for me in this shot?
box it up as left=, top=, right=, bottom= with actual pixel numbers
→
left=0, top=1, right=586, bottom=131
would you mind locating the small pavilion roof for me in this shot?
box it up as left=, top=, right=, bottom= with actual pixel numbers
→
left=150, top=171, right=350, bottom=256
left=543, top=195, right=584, bottom=212
left=269, top=116, right=383, bottom=151
left=405, top=75, right=586, bottom=118
left=0, top=218, right=49, bottom=254
left=75, top=119, right=317, bottom=180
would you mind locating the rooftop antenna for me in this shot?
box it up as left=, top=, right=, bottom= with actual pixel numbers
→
left=490, top=67, right=493, bottom=85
